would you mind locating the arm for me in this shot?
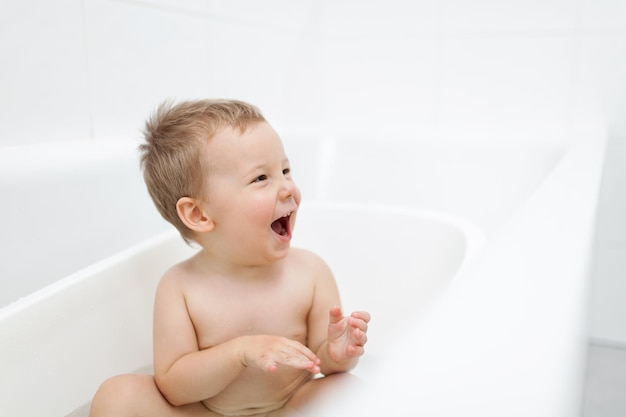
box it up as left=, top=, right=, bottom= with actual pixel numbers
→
left=152, top=271, right=243, bottom=406
left=305, top=253, right=370, bottom=376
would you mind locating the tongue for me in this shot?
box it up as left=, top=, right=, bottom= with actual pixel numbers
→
left=271, top=218, right=287, bottom=236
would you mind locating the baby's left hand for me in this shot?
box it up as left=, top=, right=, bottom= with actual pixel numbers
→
left=327, top=306, right=370, bottom=363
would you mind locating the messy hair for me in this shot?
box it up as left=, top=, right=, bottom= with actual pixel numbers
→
left=139, top=99, right=265, bottom=243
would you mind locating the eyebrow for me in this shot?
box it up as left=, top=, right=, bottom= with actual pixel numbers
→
left=244, top=158, right=290, bottom=175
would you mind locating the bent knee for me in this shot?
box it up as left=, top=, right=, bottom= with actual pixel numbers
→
left=90, top=374, right=156, bottom=416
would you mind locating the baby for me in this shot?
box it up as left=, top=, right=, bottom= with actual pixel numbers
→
left=89, top=99, right=370, bottom=417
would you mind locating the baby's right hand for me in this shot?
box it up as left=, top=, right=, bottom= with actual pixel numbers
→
left=239, top=335, right=321, bottom=374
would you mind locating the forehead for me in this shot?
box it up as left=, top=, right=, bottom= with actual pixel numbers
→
left=204, top=121, right=286, bottom=170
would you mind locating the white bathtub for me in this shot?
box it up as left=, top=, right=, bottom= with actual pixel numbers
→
left=0, top=202, right=480, bottom=416
left=0, top=124, right=606, bottom=417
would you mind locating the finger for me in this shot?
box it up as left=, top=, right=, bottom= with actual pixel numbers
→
left=351, top=311, right=371, bottom=323
left=279, top=353, right=321, bottom=374
left=305, top=361, right=322, bottom=374
left=348, top=317, right=369, bottom=332
left=280, top=342, right=321, bottom=372
left=352, top=328, right=368, bottom=346
left=329, top=305, right=343, bottom=324
left=347, top=344, right=365, bottom=357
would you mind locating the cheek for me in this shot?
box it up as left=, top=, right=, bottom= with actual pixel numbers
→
left=248, top=194, right=276, bottom=220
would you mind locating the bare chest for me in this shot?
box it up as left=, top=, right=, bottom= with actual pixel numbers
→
left=185, top=275, right=313, bottom=349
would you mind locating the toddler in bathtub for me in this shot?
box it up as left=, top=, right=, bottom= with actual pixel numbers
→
left=89, top=99, right=370, bottom=417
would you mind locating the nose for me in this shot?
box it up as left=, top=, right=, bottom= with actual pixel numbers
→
left=279, top=177, right=297, bottom=200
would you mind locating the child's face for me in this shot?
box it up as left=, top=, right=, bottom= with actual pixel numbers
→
left=200, top=121, right=301, bottom=265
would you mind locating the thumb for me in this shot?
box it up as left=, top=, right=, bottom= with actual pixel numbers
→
left=329, top=305, right=343, bottom=324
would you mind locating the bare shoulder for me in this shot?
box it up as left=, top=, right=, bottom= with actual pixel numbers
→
left=154, top=254, right=200, bottom=295
left=289, top=247, right=331, bottom=270
left=288, top=247, right=335, bottom=285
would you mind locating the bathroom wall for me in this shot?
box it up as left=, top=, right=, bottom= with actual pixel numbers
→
left=0, top=0, right=625, bottom=343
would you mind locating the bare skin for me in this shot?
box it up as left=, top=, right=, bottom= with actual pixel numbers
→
left=89, top=121, right=370, bottom=417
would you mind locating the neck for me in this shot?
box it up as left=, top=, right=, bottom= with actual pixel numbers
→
left=192, top=248, right=284, bottom=283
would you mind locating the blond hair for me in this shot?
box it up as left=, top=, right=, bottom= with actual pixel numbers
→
left=140, top=99, right=265, bottom=243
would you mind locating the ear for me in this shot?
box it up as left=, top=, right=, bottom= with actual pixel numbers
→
left=176, top=197, right=215, bottom=233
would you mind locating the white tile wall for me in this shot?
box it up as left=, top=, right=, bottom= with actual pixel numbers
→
left=319, top=37, right=438, bottom=126
left=438, top=36, right=574, bottom=126
left=0, top=0, right=625, bottom=343
left=438, top=0, right=578, bottom=33
left=209, top=0, right=318, bottom=33
left=574, top=35, right=626, bottom=133
left=318, top=0, right=438, bottom=37
left=84, top=0, right=213, bottom=139
left=581, top=0, right=626, bottom=30
left=0, top=0, right=90, bottom=146
left=137, top=0, right=210, bottom=15
left=206, top=17, right=306, bottom=121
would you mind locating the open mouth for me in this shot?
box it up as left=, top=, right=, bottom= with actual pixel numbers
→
left=271, top=212, right=292, bottom=237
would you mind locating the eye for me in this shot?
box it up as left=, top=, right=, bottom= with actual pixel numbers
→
left=252, top=174, right=268, bottom=183
left=282, top=168, right=291, bottom=175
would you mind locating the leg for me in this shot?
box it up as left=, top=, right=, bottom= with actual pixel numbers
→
left=272, top=373, right=363, bottom=417
left=89, top=374, right=218, bottom=417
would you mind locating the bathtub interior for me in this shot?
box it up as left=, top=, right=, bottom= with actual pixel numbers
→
left=0, top=203, right=472, bottom=417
